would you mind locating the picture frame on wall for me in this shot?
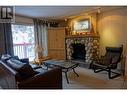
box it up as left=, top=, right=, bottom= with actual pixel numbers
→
left=73, top=18, right=90, bottom=32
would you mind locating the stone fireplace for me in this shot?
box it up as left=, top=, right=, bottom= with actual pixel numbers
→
left=65, top=35, right=100, bottom=64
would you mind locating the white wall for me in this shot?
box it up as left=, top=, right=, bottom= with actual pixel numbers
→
left=98, top=7, right=127, bottom=56
left=97, top=7, right=127, bottom=76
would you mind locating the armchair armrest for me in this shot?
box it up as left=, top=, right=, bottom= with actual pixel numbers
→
left=17, top=67, right=62, bottom=89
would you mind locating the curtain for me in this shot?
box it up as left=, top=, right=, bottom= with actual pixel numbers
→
left=0, top=23, right=14, bottom=56
left=33, top=19, right=48, bottom=58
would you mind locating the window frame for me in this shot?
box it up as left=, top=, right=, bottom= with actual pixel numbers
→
left=11, top=23, right=35, bottom=61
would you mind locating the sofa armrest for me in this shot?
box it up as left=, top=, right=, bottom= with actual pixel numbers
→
left=0, top=60, right=18, bottom=89
left=17, top=67, right=62, bottom=89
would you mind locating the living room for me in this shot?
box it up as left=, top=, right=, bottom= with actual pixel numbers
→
left=0, top=6, right=127, bottom=89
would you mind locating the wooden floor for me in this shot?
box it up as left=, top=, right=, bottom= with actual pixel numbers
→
left=62, top=67, right=127, bottom=89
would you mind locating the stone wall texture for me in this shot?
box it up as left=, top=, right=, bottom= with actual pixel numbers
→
left=65, top=36, right=100, bottom=63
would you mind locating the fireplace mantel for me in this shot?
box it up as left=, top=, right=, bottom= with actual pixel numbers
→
left=65, top=34, right=99, bottom=38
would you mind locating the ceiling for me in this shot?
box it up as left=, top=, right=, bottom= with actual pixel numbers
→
left=15, top=6, right=100, bottom=19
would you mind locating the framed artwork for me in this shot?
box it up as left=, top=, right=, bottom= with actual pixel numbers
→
left=73, top=18, right=90, bottom=31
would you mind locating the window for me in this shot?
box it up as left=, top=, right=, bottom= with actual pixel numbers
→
left=11, top=24, right=35, bottom=61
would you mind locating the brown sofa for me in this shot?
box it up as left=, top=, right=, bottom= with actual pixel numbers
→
left=0, top=56, right=62, bottom=89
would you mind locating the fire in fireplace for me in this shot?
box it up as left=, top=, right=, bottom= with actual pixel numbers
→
left=71, top=43, right=86, bottom=60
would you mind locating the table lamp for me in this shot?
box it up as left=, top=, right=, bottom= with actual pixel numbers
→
left=35, top=44, right=44, bottom=59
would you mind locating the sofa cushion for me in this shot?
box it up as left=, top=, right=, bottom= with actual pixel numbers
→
left=7, top=58, right=25, bottom=69
left=17, top=63, right=38, bottom=79
left=7, top=58, right=37, bottom=80
left=12, top=56, right=20, bottom=60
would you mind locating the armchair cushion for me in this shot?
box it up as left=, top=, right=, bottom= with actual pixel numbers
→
left=101, top=56, right=112, bottom=66
left=112, top=56, right=119, bottom=64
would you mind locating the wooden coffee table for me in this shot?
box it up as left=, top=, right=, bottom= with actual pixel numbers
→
left=43, top=59, right=79, bottom=83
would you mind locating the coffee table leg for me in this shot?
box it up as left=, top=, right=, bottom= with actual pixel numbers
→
left=44, top=63, right=48, bottom=70
left=73, top=68, right=79, bottom=77
left=46, top=66, right=48, bottom=70
left=65, top=72, right=69, bottom=84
